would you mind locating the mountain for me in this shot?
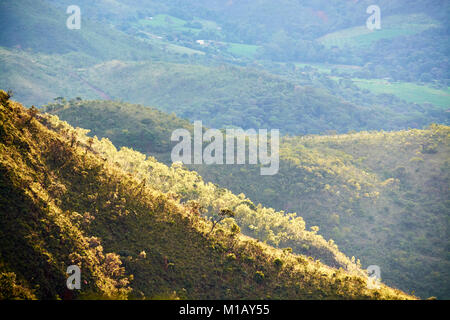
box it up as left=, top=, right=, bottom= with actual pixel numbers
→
left=4, top=54, right=439, bottom=133
left=44, top=99, right=450, bottom=299
left=1, top=0, right=448, bottom=301
left=0, top=0, right=164, bottom=60
left=45, top=0, right=450, bottom=83
left=1, top=91, right=416, bottom=299
left=1, top=0, right=447, bottom=134
left=58, top=61, right=448, bottom=133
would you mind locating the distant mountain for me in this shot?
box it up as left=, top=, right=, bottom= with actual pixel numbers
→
left=1, top=0, right=447, bottom=133
left=44, top=0, right=450, bottom=82
left=0, top=0, right=162, bottom=60
left=1, top=52, right=440, bottom=134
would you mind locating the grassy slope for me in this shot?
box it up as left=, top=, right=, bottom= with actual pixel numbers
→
left=0, top=91, right=414, bottom=299
left=0, top=0, right=178, bottom=106
left=0, top=47, right=99, bottom=106
left=351, top=79, right=450, bottom=109
left=318, top=14, right=440, bottom=48
left=0, top=0, right=160, bottom=60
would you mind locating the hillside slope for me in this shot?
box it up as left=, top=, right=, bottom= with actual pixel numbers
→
left=42, top=100, right=360, bottom=274
left=0, top=0, right=162, bottom=60
left=44, top=99, right=449, bottom=299
left=197, top=126, right=450, bottom=299
left=33, top=66, right=446, bottom=136
left=0, top=91, right=415, bottom=299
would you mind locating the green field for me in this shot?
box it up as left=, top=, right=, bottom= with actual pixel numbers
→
left=318, top=13, right=440, bottom=48
left=295, top=62, right=449, bottom=109
left=226, top=42, right=261, bottom=59
left=138, top=14, right=193, bottom=32
left=142, top=35, right=205, bottom=56
left=136, top=15, right=260, bottom=59
left=352, top=79, right=450, bottom=109
left=136, top=14, right=220, bottom=36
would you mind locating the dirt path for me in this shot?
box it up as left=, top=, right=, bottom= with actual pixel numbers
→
left=69, top=71, right=112, bottom=100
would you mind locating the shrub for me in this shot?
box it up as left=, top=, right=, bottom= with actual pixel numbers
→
left=226, top=253, right=237, bottom=261
left=255, top=271, right=265, bottom=283
left=230, top=223, right=240, bottom=235
left=273, top=258, right=283, bottom=270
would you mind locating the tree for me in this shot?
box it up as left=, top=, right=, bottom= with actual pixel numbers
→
left=0, top=90, right=10, bottom=104
left=208, top=209, right=235, bottom=235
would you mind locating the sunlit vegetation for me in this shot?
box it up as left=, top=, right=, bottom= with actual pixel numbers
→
left=195, top=126, right=450, bottom=299
left=0, top=91, right=415, bottom=299
left=46, top=99, right=449, bottom=299
left=42, top=99, right=191, bottom=158
left=43, top=103, right=360, bottom=273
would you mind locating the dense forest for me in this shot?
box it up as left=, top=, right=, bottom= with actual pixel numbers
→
left=12, top=59, right=442, bottom=135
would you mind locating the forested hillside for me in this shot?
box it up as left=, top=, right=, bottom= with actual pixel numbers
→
left=0, top=91, right=416, bottom=299
left=33, top=66, right=446, bottom=136
left=196, top=126, right=450, bottom=299
left=42, top=99, right=359, bottom=273
left=45, top=99, right=450, bottom=299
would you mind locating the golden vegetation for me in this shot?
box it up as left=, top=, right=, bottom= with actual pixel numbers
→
left=0, top=91, right=414, bottom=299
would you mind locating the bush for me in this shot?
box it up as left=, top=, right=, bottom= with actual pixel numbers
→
left=0, top=90, right=10, bottom=105
left=230, top=223, right=240, bottom=235
left=273, top=258, right=283, bottom=270
left=254, top=271, right=265, bottom=283
left=226, top=253, right=237, bottom=261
